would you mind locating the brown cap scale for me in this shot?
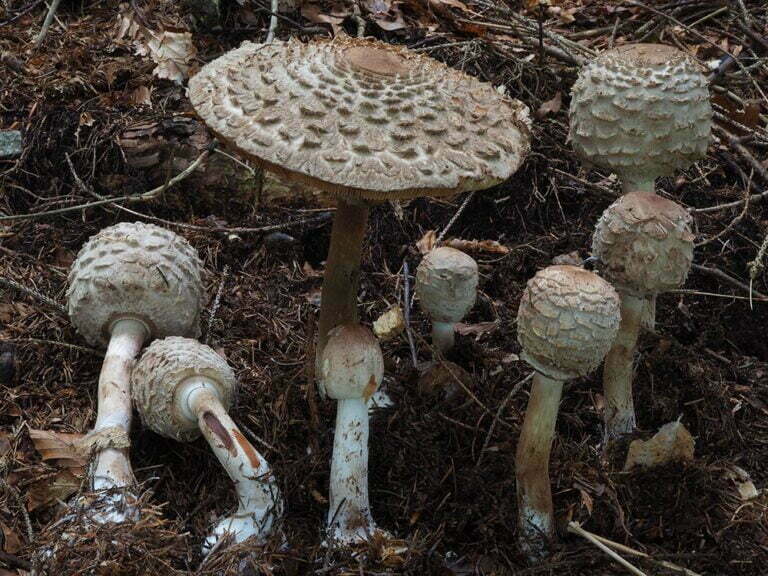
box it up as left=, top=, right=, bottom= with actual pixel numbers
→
left=416, top=247, right=479, bottom=353
left=188, top=36, right=531, bottom=361
left=515, top=265, right=620, bottom=559
left=569, top=44, right=712, bottom=194
left=593, top=192, right=694, bottom=440
left=66, top=222, right=204, bottom=523
left=132, top=337, right=282, bottom=552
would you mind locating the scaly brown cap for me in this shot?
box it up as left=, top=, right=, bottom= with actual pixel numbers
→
left=188, top=37, right=531, bottom=201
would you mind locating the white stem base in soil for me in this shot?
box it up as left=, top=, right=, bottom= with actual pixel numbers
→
left=431, top=321, right=455, bottom=354
left=515, top=372, right=564, bottom=560
left=89, top=318, right=147, bottom=523
left=602, top=293, right=644, bottom=440
left=181, top=379, right=282, bottom=554
left=327, top=397, right=381, bottom=545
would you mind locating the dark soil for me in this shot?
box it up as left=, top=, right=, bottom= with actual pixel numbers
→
left=1, top=0, right=767, bottom=574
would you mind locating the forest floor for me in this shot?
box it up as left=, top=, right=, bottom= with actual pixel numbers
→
left=1, top=0, right=767, bottom=574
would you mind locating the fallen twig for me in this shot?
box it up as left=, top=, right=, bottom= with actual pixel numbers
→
left=692, top=263, right=767, bottom=300
left=567, top=522, right=647, bottom=576
left=34, top=0, right=62, bottom=47
left=0, top=275, right=67, bottom=314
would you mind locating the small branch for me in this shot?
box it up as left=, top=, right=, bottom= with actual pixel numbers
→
left=567, top=522, right=647, bottom=576
left=437, top=191, right=475, bottom=244
left=0, top=275, right=66, bottom=314
left=34, top=0, right=62, bottom=47
left=692, top=263, right=767, bottom=300
left=401, top=261, right=419, bottom=369
left=205, top=265, right=229, bottom=344
left=265, top=0, right=278, bottom=43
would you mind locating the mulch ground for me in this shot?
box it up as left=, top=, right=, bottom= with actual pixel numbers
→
left=1, top=0, right=767, bottom=574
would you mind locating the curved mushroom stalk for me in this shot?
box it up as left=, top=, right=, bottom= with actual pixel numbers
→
left=328, top=397, right=377, bottom=543
left=88, top=318, right=148, bottom=522
left=179, top=383, right=283, bottom=553
left=602, top=293, right=644, bottom=439
left=515, top=373, right=563, bottom=559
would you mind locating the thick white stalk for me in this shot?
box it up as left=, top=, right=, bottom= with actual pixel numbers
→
left=91, top=319, right=147, bottom=491
left=602, top=293, right=644, bottom=439
left=515, top=372, right=564, bottom=560
left=183, top=380, right=281, bottom=553
left=328, top=397, right=375, bottom=544
left=431, top=321, right=455, bottom=354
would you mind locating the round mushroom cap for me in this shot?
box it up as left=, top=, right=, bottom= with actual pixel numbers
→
left=569, top=43, right=712, bottom=185
left=416, top=247, right=479, bottom=323
left=517, top=265, right=620, bottom=380
left=319, top=324, right=384, bottom=400
left=188, top=37, right=531, bottom=202
left=67, top=222, right=205, bottom=348
left=131, top=337, right=236, bottom=442
left=593, top=192, right=694, bottom=295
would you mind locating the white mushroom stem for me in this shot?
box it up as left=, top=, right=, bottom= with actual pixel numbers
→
left=431, top=321, right=455, bottom=354
left=91, top=318, right=147, bottom=493
left=328, top=397, right=375, bottom=543
left=179, top=378, right=281, bottom=553
left=515, top=372, right=564, bottom=559
left=602, top=293, right=644, bottom=439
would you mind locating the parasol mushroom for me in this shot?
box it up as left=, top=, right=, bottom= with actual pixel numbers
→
left=131, top=337, right=282, bottom=552
left=67, top=222, right=204, bottom=522
left=593, top=192, right=694, bottom=439
left=188, top=36, right=531, bottom=359
left=569, top=43, right=712, bottom=194
left=515, top=265, right=620, bottom=559
left=415, top=246, right=479, bottom=353
left=318, top=323, right=386, bottom=545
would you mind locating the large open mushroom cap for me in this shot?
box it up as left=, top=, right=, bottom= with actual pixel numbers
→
left=188, top=37, right=531, bottom=201
left=569, top=43, right=712, bottom=183
left=593, top=192, right=694, bottom=296
left=131, top=337, right=236, bottom=443
left=67, top=222, right=205, bottom=348
left=517, top=265, right=620, bottom=380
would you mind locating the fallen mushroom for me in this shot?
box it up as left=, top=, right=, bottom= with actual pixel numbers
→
left=131, top=337, right=282, bottom=552
left=569, top=43, right=712, bottom=194
left=416, top=247, right=479, bottom=354
left=318, top=324, right=387, bottom=545
left=516, top=265, right=620, bottom=559
left=188, top=37, right=531, bottom=359
left=67, top=222, right=204, bottom=522
left=593, top=192, right=694, bottom=439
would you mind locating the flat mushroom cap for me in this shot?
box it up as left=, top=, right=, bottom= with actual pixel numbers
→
left=416, top=247, right=479, bottom=323
left=593, top=192, right=694, bottom=296
left=131, top=337, right=236, bottom=443
left=517, top=265, right=620, bottom=380
left=319, top=324, right=384, bottom=400
left=569, top=43, right=712, bottom=184
left=188, top=37, right=531, bottom=202
left=67, top=222, right=205, bottom=348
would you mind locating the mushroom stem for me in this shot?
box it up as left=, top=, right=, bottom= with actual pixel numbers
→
left=515, top=372, right=564, bottom=559
left=621, top=179, right=655, bottom=194
left=328, top=397, right=375, bottom=543
left=602, top=293, right=644, bottom=439
left=91, top=318, right=147, bottom=493
left=181, top=379, right=282, bottom=552
left=431, top=322, right=455, bottom=354
left=316, top=199, right=370, bottom=358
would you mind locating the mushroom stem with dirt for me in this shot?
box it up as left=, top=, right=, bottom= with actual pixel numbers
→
left=416, top=247, right=479, bottom=354
left=515, top=265, right=620, bottom=559
left=67, top=222, right=204, bottom=522
left=132, top=337, right=282, bottom=553
left=593, top=192, right=694, bottom=439
left=187, top=37, right=531, bottom=361
left=318, top=324, right=386, bottom=545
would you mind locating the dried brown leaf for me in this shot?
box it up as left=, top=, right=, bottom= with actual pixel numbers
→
left=416, top=230, right=438, bottom=254
left=445, top=238, right=509, bottom=254
left=536, top=91, right=562, bottom=119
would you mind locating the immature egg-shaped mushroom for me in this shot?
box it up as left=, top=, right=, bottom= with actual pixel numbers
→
left=67, top=222, right=204, bottom=522
left=569, top=43, right=712, bottom=194
left=188, top=37, right=531, bottom=363
left=593, top=192, right=694, bottom=439
left=131, top=337, right=282, bottom=553
left=416, top=247, right=479, bottom=353
left=318, top=324, right=387, bottom=545
left=515, top=265, right=620, bottom=559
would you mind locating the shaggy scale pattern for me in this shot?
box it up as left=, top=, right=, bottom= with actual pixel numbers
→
left=188, top=37, right=531, bottom=200
left=319, top=325, right=383, bottom=400
left=132, top=337, right=237, bottom=442
left=517, top=265, right=620, bottom=380
left=569, top=43, right=712, bottom=186
left=67, top=222, right=205, bottom=348
left=416, top=247, right=478, bottom=323
left=593, top=192, right=694, bottom=295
